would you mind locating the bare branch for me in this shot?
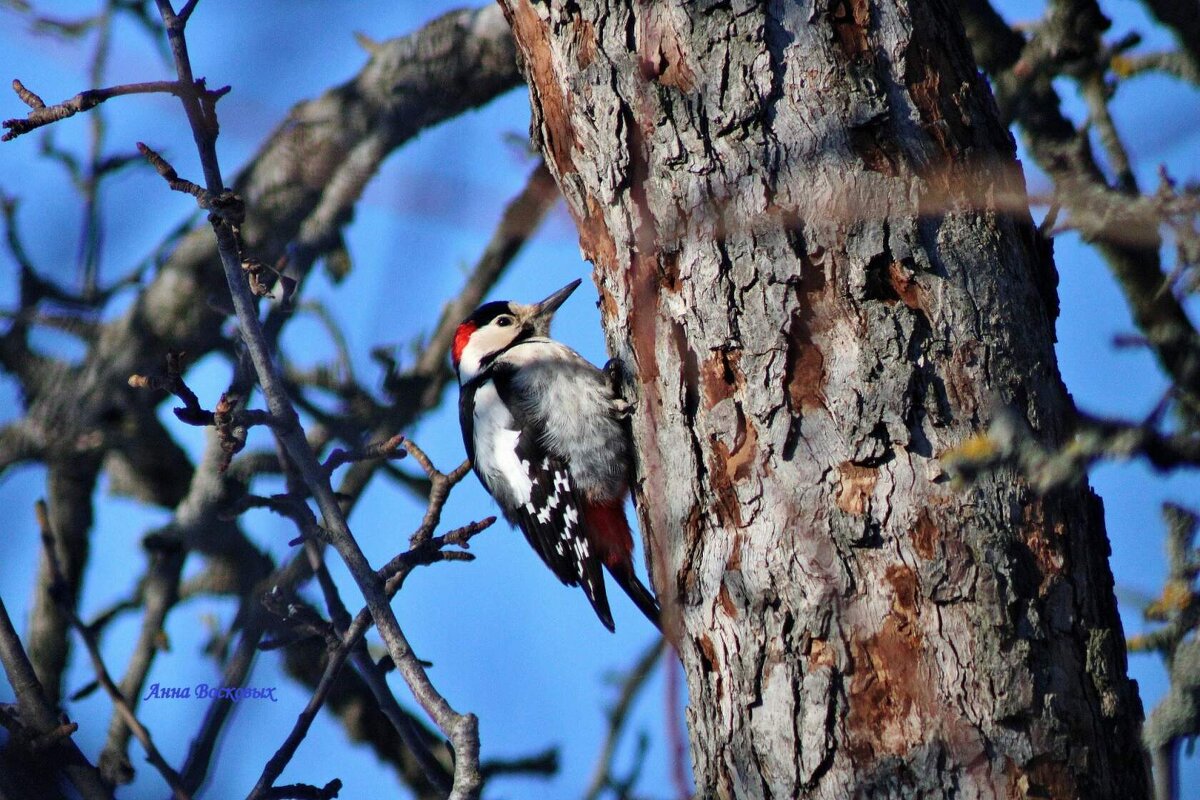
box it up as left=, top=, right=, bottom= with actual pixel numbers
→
left=177, top=0, right=201, bottom=25
left=249, top=434, right=495, bottom=798
left=401, top=436, right=473, bottom=547
left=0, top=4, right=539, bottom=798
left=1115, top=50, right=1200, bottom=85
left=1131, top=504, right=1200, bottom=800
left=247, top=618, right=368, bottom=799
left=1140, top=0, right=1200, bottom=74
left=248, top=520, right=501, bottom=800
left=129, top=350, right=288, bottom=472
left=0, top=8, right=521, bottom=600
left=957, top=0, right=1200, bottom=424
left=35, top=500, right=191, bottom=800
left=0, top=596, right=112, bottom=800
left=2, top=79, right=196, bottom=141
left=135, top=141, right=209, bottom=204
left=1080, top=71, right=1136, bottom=194
left=260, top=781, right=343, bottom=800
left=346, top=626, right=453, bottom=794
left=129, top=350, right=211, bottom=424
left=945, top=404, right=1200, bottom=495
left=323, top=434, right=407, bottom=474
left=144, top=4, right=488, bottom=776
left=0, top=421, right=41, bottom=472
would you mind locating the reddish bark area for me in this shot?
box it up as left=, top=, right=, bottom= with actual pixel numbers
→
left=500, top=1, right=1149, bottom=797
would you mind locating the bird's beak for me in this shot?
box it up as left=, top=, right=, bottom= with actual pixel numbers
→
left=527, top=278, right=582, bottom=335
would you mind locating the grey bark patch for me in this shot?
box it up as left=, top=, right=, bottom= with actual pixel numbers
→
left=500, top=0, right=1149, bottom=797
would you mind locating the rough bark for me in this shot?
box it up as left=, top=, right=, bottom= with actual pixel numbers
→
left=499, top=0, right=1149, bottom=797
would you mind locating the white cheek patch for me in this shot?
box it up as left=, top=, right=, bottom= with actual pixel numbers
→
left=458, top=324, right=523, bottom=384
left=456, top=340, right=486, bottom=383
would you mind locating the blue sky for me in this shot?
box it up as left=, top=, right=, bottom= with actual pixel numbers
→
left=0, top=1, right=1197, bottom=797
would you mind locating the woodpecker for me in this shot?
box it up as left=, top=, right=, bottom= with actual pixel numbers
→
left=452, top=279, right=660, bottom=632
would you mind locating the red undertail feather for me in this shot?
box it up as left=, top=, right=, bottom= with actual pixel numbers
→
left=582, top=500, right=634, bottom=569
left=583, top=500, right=662, bottom=631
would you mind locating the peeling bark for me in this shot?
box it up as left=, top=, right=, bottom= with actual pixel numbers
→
left=499, top=0, right=1148, bottom=797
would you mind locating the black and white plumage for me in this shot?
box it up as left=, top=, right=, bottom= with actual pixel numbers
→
left=453, top=279, right=660, bottom=632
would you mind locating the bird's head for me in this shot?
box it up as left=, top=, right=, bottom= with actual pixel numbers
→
left=452, top=278, right=581, bottom=382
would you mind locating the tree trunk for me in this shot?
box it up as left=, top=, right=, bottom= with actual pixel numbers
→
left=499, top=0, right=1149, bottom=797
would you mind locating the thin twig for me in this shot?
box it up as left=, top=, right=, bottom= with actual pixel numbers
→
left=963, top=0, right=1200, bottom=428
left=582, top=639, right=667, bottom=800
left=1136, top=504, right=1200, bottom=800
left=249, top=509, right=495, bottom=799
left=128, top=350, right=211, bottom=424
left=36, top=500, right=191, bottom=800
left=178, top=617, right=268, bottom=794
left=666, top=649, right=691, bottom=800
left=130, top=351, right=285, bottom=471
left=0, top=596, right=112, bottom=800
left=177, top=0, right=201, bottom=24
left=2, top=79, right=191, bottom=141
left=322, top=434, right=406, bottom=474
left=347, top=638, right=452, bottom=793
left=402, top=436, right=473, bottom=547
left=260, top=780, right=343, bottom=800
left=946, top=407, right=1200, bottom=492
left=136, top=141, right=208, bottom=203
left=1115, top=50, right=1200, bottom=84
left=267, top=476, right=451, bottom=800
left=1080, top=71, right=1136, bottom=194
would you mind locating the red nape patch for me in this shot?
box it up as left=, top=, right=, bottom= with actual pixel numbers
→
left=583, top=501, right=634, bottom=568
left=452, top=321, right=476, bottom=366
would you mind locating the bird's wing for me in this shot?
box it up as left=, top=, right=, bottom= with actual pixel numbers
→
left=490, top=362, right=614, bottom=630
left=458, top=381, right=478, bottom=464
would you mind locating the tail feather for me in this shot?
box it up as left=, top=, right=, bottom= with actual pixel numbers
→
left=582, top=500, right=661, bottom=632
left=582, top=576, right=616, bottom=632
left=608, top=565, right=662, bottom=632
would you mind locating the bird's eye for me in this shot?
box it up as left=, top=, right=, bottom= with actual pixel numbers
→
left=496, top=316, right=514, bottom=327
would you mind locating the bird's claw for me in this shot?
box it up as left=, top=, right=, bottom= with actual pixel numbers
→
left=603, top=358, right=634, bottom=418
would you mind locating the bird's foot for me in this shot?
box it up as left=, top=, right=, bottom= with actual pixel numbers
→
left=604, top=358, right=634, bottom=418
